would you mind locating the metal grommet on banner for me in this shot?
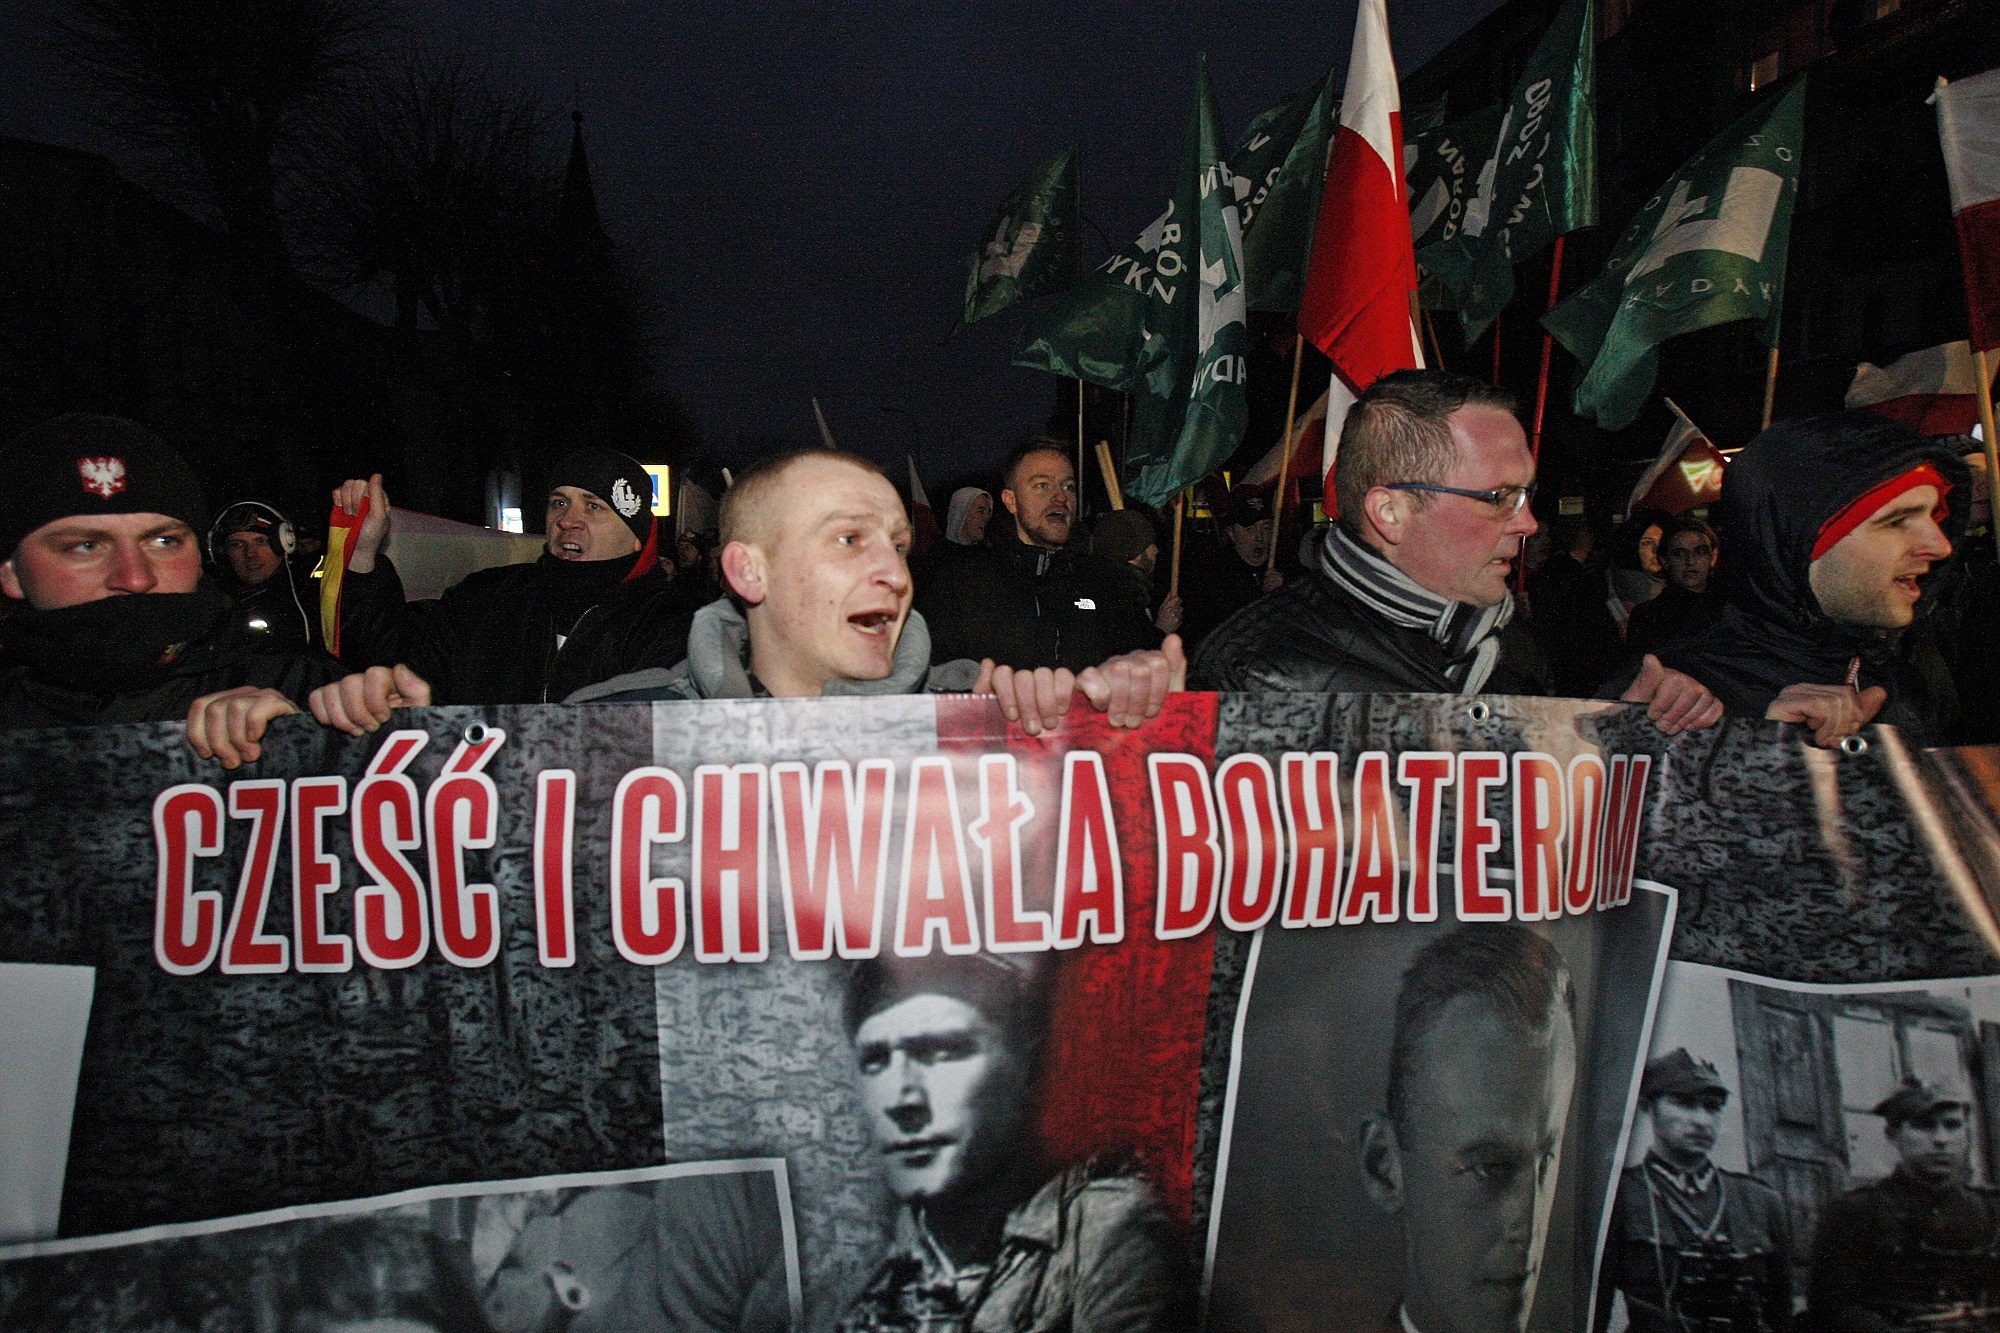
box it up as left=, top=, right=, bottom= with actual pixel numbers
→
left=464, top=722, right=490, bottom=746
left=1466, top=701, right=1492, bottom=724
left=1840, top=734, right=1869, bottom=756
left=544, top=1263, right=590, bottom=1311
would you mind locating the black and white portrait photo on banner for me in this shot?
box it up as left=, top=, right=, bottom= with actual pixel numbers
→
left=0, top=1161, right=799, bottom=1333
left=1204, top=883, right=1676, bottom=1333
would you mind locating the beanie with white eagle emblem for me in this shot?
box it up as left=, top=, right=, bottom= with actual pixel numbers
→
left=0, top=414, right=208, bottom=558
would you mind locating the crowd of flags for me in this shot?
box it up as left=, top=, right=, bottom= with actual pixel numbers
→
left=951, top=0, right=2000, bottom=521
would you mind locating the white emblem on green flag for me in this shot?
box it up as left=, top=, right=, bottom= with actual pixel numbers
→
left=1543, top=79, right=1806, bottom=431
left=1418, top=0, right=1597, bottom=338
left=1231, top=70, right=1339, bottom=313
left=957, top=145, right=1081, bottom=329
left=1014, top=58, right=1248, bottom=506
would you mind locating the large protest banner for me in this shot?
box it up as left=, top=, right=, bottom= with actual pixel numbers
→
left=2, top=693, right=1998, bottom=1332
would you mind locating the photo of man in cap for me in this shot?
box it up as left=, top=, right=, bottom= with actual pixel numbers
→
left=1808, top=1078, right=2000, bottom=1330
left=833, top=953, right=1183, bottom=1333
left=1595, top=1049, right=1792, bottom=1332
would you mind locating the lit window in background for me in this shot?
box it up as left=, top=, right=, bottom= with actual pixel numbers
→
left=500, top=507, right=523, bottom=533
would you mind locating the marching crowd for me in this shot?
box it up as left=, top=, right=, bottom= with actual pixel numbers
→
left=0, top=368, right=1980, bottom=763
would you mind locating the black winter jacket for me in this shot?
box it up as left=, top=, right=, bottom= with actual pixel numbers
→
left=336, top=551, right=692, bottom=705
left=0, top=606, right=342, bottom=730
left=1629, top=413, right=1970, bottom=744
left=1190, top=565, right=1553, bottom=695
left=916, top=539, right=1161, bottom=673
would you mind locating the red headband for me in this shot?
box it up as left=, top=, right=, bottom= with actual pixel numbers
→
left=1810, top=463, right=1951, bottom=562
left=624, top=515, right=660, bottom=581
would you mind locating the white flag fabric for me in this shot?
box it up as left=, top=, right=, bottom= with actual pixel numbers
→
left=1627, top=399, right=1710, bottom=516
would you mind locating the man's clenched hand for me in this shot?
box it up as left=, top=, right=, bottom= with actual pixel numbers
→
left=1620, top=654, right=1725, bottom=736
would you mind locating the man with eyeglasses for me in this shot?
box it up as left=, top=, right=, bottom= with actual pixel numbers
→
left=1192, top=370, right=1722, bottom=735
left=916, top=436, right=1161, bottom=674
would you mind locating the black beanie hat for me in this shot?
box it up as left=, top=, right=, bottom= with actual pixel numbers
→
left=548, top=446, right=654, bottom=542
left=1091, top=509, right=1156, bottom=564
left=0, top=414, right=207, bottom=557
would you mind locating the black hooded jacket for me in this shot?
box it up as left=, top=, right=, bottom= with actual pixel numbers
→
left=915, top=536, right=1161, bottom=673
left=1626, top=413, right=1969, bottom=744
left=335, top=550, right=692, bottom=705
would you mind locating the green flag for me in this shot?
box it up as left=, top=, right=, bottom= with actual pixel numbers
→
left=1419, top=0, right=1597, bottom=338
left=1231, top=70, right=1338, bottom=312
left=1544, top=79, right=1806, bottom=431
left=1014, top=57, right=1247, bottom=506
left=1407, top=103, right=1504, bottom=309
left=1408, top=103, right=1504, bottom=253
left=957, top=145, right=1081, bottom=328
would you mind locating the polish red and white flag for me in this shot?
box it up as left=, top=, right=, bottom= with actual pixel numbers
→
left=1937, top=68, right=2000, bottom=353
left=1297, top=0, right=1425, bottom=490
left=907, top=455, right=940, bottom=553
left=1846, top=340, right=1996, bottom=436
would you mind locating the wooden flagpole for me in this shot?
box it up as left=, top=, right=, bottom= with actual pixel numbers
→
left=1094, top=440, right=1125, bottom=510
left=1076, top=379, right=1086, bottom=501
left=1424, top=309, right=1447, bottom=372
left=1267, top=333, right=1306, bottom=574
left=1760, top=346, right=1780, bottom=429
left=1490, top=314, right=1503, bottom=387
left=1169, top=491, right=1186, bottom=599
left=1529, top=235, right=1567, bottom=465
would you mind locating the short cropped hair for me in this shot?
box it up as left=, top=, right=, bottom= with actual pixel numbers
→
left=1384, top=923, right=1574, bottom=1136
left=841, top=954, right=1050, bottom=1064
left=717, top=448, right=890, bottom=548
left=1001, top=436, right=1074, bottom=495
left=1334, top=369, right=1518, bottom=537
left=1661, top=515, right=1717, bottom=551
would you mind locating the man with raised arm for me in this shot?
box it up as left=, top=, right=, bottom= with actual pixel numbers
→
left=328, top=446, right=689, bottom=704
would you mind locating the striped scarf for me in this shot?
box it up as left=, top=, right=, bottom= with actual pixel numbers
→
left=1319, top=525, right=1514, bottom=694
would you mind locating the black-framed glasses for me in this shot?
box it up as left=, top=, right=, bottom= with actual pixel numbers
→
left=1384, top=482, right=1536, bottom=518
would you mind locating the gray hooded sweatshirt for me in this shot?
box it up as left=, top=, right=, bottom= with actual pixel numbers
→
left=566, top=598, right=981, bottom=703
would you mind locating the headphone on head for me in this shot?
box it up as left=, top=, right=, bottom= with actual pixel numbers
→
left=207, top=501, right=296, bottom=564
left=207, top=500, right=310, bottom=642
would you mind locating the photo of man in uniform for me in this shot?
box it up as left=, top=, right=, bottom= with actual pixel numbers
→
left=1809, top=1079, right=2000, bottom=1330
left=834, top=953, right=1183, bottom=1333
left=1595, top=1049, right=1792, bottom=1332
left=1357, top=923, right=1579, bottom=1333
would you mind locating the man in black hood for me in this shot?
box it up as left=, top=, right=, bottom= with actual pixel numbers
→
left=1631, top=412, right=1967, bottom=746
left=329, top=447, right=690, bottom=704
left=0, top=414, right=341, bottom=754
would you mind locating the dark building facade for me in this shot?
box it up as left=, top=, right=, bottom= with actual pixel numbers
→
left=1402, top=0, right=2000, bottom=519
left=0, top=129, right=687, bottom=537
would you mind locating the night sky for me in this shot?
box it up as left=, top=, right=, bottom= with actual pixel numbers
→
left=0, top=0, right=1503, bottom=487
